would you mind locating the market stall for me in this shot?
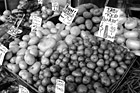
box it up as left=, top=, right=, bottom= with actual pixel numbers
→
left=0, top=0, right=140, bottom=93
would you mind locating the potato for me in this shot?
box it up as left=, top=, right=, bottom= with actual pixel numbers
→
left=75, top=16, right=85, bottom=24
left=5, top=51, right=13, bottom=60
left=79, top=24, right=86, bottom=30
left=15, top=55, right=24, bottom=64
left=83, top=3, right=98, bottom=10
left=85, top=19, right=93, bottom=30
left=124, top=31, right=139, bottom=39
left=50, top=28, right=58, bottom=34
left=126, top=39, right=140, bottom=50
left=28, top=62, right=41, bottom=75
left=70, top=26, right=81, bottom=36
left=29, top=48, right=39, bottom=57
left=36, top=30, right=43, bottom=38
left=41, top=28, right=50, bottom=36
left=24, top=53, right=35, bottom=65
left=65, top=34, right=76, bottom=45
left=10, top=57, right=16, bottom=63
left=29, top=32, right=36, bottom=37
left=27, top=45, right=38, bottom=50
left=60, top=30, right=70, bottom=37
left=83, top=11, right=92, bottom=19
left=19, top=41, right=28, bottom=48
left=19, top=70, right=32, bottom=80
left=92, top=16, right=101, bottom=23
left=76, top=5, right=87, bottom=15
left=28, top=36, right=40, bottom=45
left=9, top=45, right=20, bottom=54
left=17, top=48, right=26, bottom=56
left=22, top=35, right=30, bottom=41
left=38, top=38, right=56, bottom=52
left=44, top=48, right=53, bottom=57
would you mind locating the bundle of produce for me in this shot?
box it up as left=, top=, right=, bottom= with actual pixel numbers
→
left=70, top=3, right=103, bottom=36
left=115, top=14, right=140, bottom=56
left=3, top=20, right=136, bottom=93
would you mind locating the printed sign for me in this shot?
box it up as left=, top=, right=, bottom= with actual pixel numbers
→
left=96, top=6, right=121, bottom=41
left=31, top=16, right=42, bottom=32
left=0, top=44, right=8, bottom=65
left=55, top=79, right=65, bottom=93
left=52, top=1, right=59, bottom=11
left=59, top=4, right=78, bottom=26
left=19, top=85, right=30, bottom=93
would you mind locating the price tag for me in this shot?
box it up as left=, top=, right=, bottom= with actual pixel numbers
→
left=31, top=16, right=42, bottom=32
left=59, top=4, right=78, bottom=26
left=38, top=0, right=43, bottom=5
left=55, top=79, right=65, bottom=93
left=7, top=26, right=22, bottom=36
left=19, top=85, right=30, bottom=93
left=52, top=1, right=59, bottom=11
left=96, top=6, right=121, bottom=42
left=0, top=44, right=8, bottom=65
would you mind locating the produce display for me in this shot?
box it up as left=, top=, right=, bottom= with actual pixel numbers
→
left=3, top=18, right=136, bottom=93
left=0, top=1, right=139, bottom=93
left=115, top=15, right=140, bottom=56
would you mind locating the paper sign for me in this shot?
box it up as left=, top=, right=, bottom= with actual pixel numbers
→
left=97, top=22, right=118, bottom=41
left=19, top=85, right=30, bottom=93
left=55, top=79, right=65, bottom=93
left=59, top=4, right=78, bottom=26
left=31, top=16, right=42, bottom=32
left=7, top=26, right=22, bottom=36
left=96, top=6, right=121, bottom=41
left=102, top=6, right=121, bottom=24
left=0, top=44, right=8, bottom=65
left=38, top=0, right=43, bottom=5
left=52, top=1, right=59, bottom=11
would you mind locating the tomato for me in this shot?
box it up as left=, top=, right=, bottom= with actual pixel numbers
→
left=93, top=82, right=102, bottom=89
left=67, top=83, right=77, bottom=92
left=75, top=76, right=82, bottom=84
left=82, top=76, right=91, bottom=84
left=107, top=68, right=116, bottom=76
left=96, top=87, right=107, bottom=93
left=92, top=73, right=99, bottom=81
left=66, top=75, right=75, bottom=82
left=101, top=76, right=111, bottom=86
left=77, top=84, right=88, bottom=93
left=97, top=59, right=104, bottom=67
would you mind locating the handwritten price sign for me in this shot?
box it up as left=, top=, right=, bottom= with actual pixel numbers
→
left=31, top=16, right=42, bottom=32
left=19, top=85, right=29, bottom=93
left=55, top=79, right=65, bottom=93
left=96, top=6, right=121, bottom=42
left=0, top=44, right=8, bottom=65
left=59, top=4, right=78, bottom=26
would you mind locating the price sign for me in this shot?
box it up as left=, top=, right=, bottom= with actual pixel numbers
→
left=7, top=26, right=22, bottom=36
left=55, top=79, right=65, bottom=93
left=38, top=0, right=43, bottom=5
left=31, top=16, right=42, bottom=32
left=102, top=6, right=121, bottom=24
left=52, top=1, right=59, bottom=11
left=19, top=85, right=30, bottom=93
left=96, top=6, right=121, bottom=42
left=59, top=4, right=78, bottom=26
left=0, top=44, right=8, bottom=65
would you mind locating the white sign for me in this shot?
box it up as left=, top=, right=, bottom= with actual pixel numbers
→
left=7, top=26, right=22, bottom=36
left=31, top=16, right=42, bottom=32
left=52, top=1, right=59, bottom=11
left=96, top=6, right=121, bottom=42
left=19, top=85, right=30, bottom=93
left=59, top=4, right=78, bottom=26
left=0, top=44, right=8, bottom=65
left=38, top=0, right=43, bottom=5
left=102, top=6, right=121, bottom=24
left=55, top=79, right=65, bottom=93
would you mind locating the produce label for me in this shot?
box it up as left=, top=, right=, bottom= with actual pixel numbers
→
left=102, top=6, right=121, bottom=24
left=0, top=44, right=8, bottom=65
left=97, top=22, right=118, bottom=41
left=59, top=4, right=78, bottom=26
left=52, top=1, right=59, bottom=11
left=19, top=85, right=30, bottom=93
left=7, top=26, right=22, bottom=36
left=55, top=79, right=65, bottom=93
left=31, top=16, right=42, bottom=32
left=96, top=6, right=121, bottom=41
left=38, top=0, right=43, bottom=5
